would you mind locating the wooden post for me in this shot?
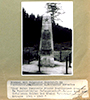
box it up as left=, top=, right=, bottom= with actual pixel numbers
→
left=66, top=56, right=68, bottom=74
left=29, top=49, right=30, bottom=64
left=69, top=53, right=71, bottom=67
left=38, top=56, right=41, bottom=72
left=60, top=50, right=61, bottom=62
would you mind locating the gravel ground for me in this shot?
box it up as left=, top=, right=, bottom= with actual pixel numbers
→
left=22, top=60, right=72, bottom=75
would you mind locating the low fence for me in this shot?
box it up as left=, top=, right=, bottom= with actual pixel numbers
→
left=23, top=47, right=38, bottom=64
left=60, top=50, right=72, bottom=62
left=23, top=48, right=72, bottom=63
left=23, top=47, right=72, bottom=67
left=23, top=47, right=72, bottom=74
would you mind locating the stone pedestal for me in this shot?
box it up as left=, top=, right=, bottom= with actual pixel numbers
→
left=39, top=14, right=54, bottom=67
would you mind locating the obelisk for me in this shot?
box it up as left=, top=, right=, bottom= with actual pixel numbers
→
left=39, top=13, right=54, bottom=67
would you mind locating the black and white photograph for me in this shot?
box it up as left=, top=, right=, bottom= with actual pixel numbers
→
left=21, top=1, right=73, bottom=75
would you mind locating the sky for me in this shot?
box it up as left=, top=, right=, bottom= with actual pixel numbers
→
left=22, top=1, right=73, bottom=29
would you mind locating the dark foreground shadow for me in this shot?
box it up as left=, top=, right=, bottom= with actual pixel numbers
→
left=22, top=71, right=48, bottom=75
left=64, top=73, right=72, bottom=75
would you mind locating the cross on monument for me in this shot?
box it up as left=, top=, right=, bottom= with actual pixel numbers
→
left=45, top=18, right=48, bottom=22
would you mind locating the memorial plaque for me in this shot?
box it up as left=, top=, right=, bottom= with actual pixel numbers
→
left=39, top=14, right=54, bottom=67
left=42, top=30, right=51, bottom=40
left=41, top=40, right=51, bottom=50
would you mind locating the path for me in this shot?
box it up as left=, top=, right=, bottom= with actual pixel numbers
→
left=22, top=60, right=72, bottom=75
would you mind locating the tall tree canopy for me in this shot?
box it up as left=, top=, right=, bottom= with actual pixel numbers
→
left=46, top=3, right=65, bottom=23
left=23, top=8, right=72, bottom=50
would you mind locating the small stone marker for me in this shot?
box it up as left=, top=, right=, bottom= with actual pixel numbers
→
left=39, top=13, right=54, bottom=67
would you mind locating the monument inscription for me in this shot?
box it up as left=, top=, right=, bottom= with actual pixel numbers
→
left=41, top=40, right=51, bottom=50
left=42, top=30, right=51, bottom=40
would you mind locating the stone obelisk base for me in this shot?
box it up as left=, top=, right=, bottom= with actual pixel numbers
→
left=40, top=55, right=54, bottom=67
